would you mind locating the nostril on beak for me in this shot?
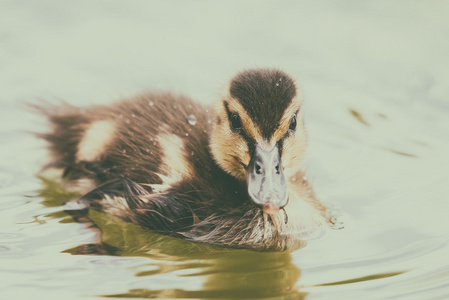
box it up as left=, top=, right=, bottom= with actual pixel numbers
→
left=247, top=145, right=288, bottom=208
left=275, top=164, right=280, bottom=174
left=255, top=162, right=262, bottom=174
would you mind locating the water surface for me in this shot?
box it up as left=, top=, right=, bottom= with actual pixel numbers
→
left=1, top=1, right=449, bottom=299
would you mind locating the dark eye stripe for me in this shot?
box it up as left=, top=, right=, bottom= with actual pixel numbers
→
left=289, top=115, right=297, bottom=131
left=289, top=109, right=299, bottom=131
left=223, top=101, right=256, bottom=155
left=224, top=101, right=242, bottom=131
left=230, top=155, right=247, bottom=168
left=231, top=113, right=242, bottom=130
left=278, top=109, right=300, bottom=156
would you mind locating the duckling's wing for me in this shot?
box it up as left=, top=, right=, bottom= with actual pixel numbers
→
left=64, top=177, right=193, bottom=233
left=37, top=94, right=210, bottom=235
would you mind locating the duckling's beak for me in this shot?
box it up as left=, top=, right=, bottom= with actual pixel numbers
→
left=247, top=145, right=289, bottom=211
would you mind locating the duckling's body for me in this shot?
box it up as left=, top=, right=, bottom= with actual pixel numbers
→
left=41, top=69, right=329, bottom=251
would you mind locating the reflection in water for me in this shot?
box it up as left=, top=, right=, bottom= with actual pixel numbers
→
left=104, top=246, right=304, bottom=298
left=39, top=177, right=306, bottom=299
left=35, top=173, right=448, bottom=299
left=315, top=271, right=403, bottom=286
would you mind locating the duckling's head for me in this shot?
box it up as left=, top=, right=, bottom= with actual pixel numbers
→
left=211, top=69, right=307, bottom=212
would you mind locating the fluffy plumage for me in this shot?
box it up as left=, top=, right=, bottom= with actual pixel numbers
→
left=38, top=69, right=330, bottom=251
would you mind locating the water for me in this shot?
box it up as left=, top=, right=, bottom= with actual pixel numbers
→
left=1, top=1, right=449, bottom=299
left=188, top=115, right=197, bottom=126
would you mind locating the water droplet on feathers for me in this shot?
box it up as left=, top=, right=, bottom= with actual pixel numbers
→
left=188, top=115, right=197, bottom=125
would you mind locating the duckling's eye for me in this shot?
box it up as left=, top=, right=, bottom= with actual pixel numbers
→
left=230, top=113, right=242, bottom=130
left=289, top=115, right=297, bottom=131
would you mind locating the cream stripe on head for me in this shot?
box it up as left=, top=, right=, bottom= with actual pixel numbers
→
left=270, top=95, right=303, bottom=145
left=224, top=95, right=263, bottom=143
left=225, top=94, right=303, bottom=151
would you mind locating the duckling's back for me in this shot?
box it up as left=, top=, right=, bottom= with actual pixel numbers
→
left=40, top=93, right=245, bottom=233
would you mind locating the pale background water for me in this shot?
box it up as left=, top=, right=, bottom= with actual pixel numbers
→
left=1, top=1, right=449, bottom=299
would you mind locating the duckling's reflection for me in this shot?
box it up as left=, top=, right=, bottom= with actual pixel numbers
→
left=38, top=179, right=306, bottom=299
left=67, top=210, right=307, bottom=299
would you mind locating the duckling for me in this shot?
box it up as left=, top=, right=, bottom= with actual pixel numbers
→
left=39, top=69, right=330, bottom=251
